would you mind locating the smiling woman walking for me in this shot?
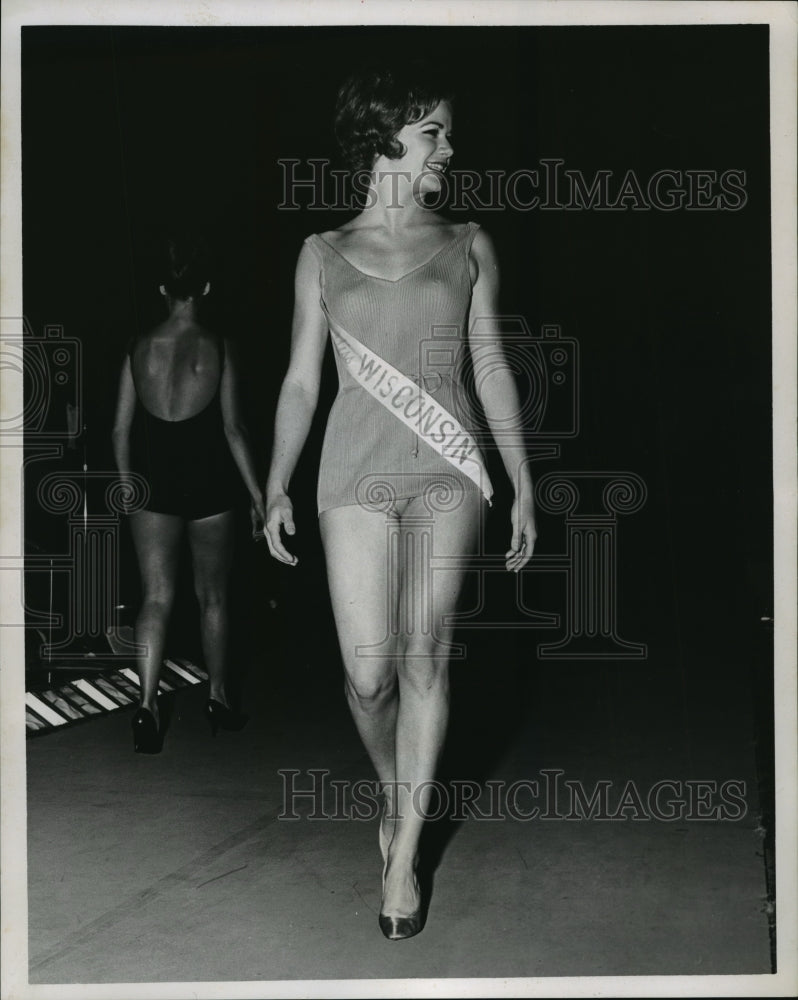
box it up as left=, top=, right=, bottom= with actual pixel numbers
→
left=264, top=64, right=536, bottom=939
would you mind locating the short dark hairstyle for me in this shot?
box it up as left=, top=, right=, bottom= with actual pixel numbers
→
left=161, top=234, right=211, bottom=300
left=334, top=62, right=453, bottom=174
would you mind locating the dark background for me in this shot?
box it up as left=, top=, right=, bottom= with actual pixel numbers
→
left=21, top=24, right=773, bottom=813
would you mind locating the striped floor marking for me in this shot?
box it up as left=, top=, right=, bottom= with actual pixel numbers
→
left=25, top=658, right=208, bottom=736
left=164, top=659, right=203, bottom=684
left=73, top=678, right=119, bottom=711
left=120, top=666, right=141, bottom=687
left=25, top=692, right=69, bottom=727
left=40, top=689, right=84, bottom=720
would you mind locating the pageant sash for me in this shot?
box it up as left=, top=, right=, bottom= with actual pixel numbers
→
left=328, top=321, right=493, bottom=503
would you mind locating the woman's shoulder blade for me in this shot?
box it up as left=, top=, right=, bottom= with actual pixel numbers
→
left=133, top=322, right=219, bottom=355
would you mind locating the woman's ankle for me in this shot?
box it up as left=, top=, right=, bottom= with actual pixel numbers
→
left=385, top=840, right=419, bottom=870
left=140, top=699, right=160, bottom=722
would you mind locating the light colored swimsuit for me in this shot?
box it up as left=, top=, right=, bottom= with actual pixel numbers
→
left=305, top=221, right=486, bottom=514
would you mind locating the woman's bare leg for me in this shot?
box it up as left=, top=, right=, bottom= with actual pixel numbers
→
left=321, top=502, right=402, bottom=852
left=187, top=510, right=236, bottom=706
left=322, top=488, right=482, bottom=921
left=383, top=489, right=482, bottom=918
left=129, top=510, right=184, bottom=724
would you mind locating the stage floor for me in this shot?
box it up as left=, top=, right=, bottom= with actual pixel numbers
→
left=24, top=601, right=774, bottom=988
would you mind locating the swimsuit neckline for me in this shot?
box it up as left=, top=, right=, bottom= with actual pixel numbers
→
left=315, top=222, right=474, bottom=284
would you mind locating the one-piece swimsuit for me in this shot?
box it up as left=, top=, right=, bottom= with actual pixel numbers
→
left=128, top=335, right=240, bottom=520
left=304, top=221, right=486, bottom=514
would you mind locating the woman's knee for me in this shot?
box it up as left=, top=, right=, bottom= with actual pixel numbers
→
left=194, top=582, right=227, bottom=613
left=396, top=642, right=449, bottom=693
left=139, top=590, right=175, bottom=619
left=343, top=664, right=396, bottom=708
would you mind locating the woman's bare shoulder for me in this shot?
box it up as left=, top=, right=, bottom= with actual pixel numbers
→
left=469, top=223, right=497, bottom=257
left=134, top=320, right=218, bottom=353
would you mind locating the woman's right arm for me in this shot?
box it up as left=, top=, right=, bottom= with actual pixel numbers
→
left=264, top=241, right=329, bottom=566
left=111, top=355, right=136, bottom=476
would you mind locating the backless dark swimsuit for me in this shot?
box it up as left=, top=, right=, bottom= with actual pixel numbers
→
left=128, top=335, right=240, bottom=520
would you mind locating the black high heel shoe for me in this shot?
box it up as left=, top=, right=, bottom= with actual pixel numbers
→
left=205, top=698, right=248, bottom=737
left=131, top=707, right=162, bottom=754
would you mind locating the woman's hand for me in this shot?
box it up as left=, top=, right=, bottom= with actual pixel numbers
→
left=264, top=491, right=299, bottom=566
left=249, top=490, right=267, bottom=542
left=505, top=489, right=537, bottom=573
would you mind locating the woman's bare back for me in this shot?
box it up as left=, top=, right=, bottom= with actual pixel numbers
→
left=130, top=319, right=223, bottom=422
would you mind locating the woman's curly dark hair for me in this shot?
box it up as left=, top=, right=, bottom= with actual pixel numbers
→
left=334, top=62, right=454, bottom=175
left=161, top=233, right=212, bottom=300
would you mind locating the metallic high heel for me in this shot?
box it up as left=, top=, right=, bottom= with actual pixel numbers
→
left=378, top=909, right=423, bottom=941
left=131, top=707, right=162, bottom=754
left=205, top=698, right=248, bottom=737
left=379, top=866, right=423, bottom=940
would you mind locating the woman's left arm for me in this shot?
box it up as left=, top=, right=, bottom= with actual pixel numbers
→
left=219, top=338, right=267, bottom=536
left=467, top=227, right=537, bottom=572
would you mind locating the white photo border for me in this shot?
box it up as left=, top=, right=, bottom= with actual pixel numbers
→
left=2, top=2, right=795, bottom=998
